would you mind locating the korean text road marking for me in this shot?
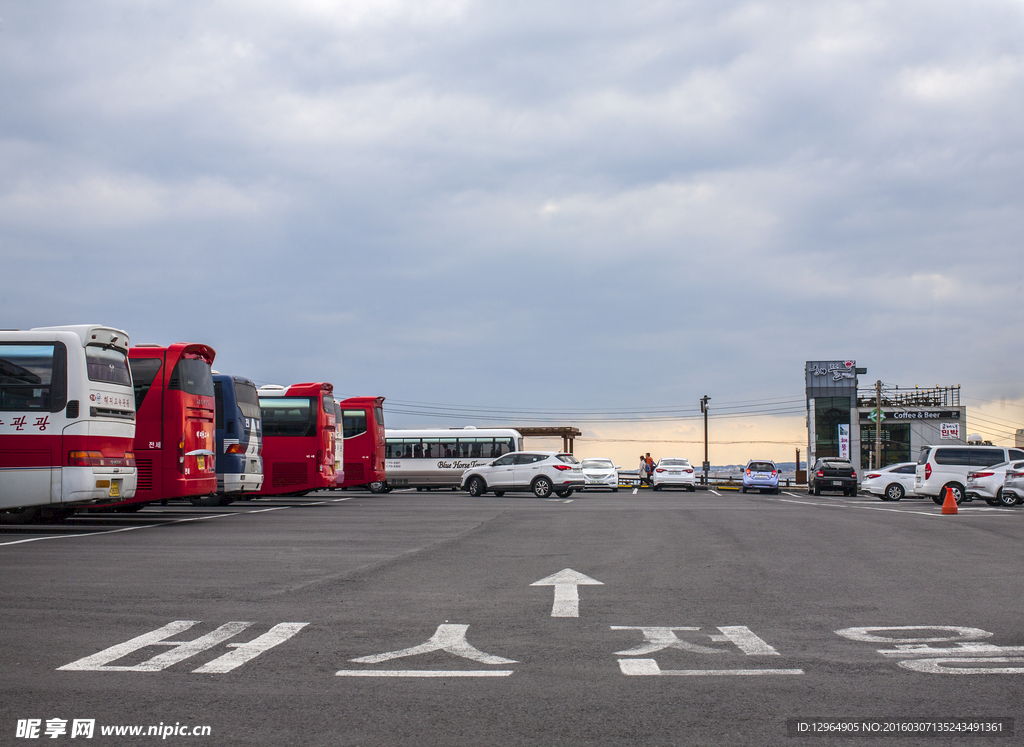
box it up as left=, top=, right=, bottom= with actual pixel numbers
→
left=613, top=625, right=804, bottom=676
left=336, top=624, right=515, bottom=677
left=57, top=621, right=307, bottom=673
left=835, top=625, right=1024, bottom=674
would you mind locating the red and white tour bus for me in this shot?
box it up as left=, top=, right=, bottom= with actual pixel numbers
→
left=1, top=325, right=137, bottom=522
left=256, top=382, right=337, bottom=496
left=117, top=343, right=218, bottom=509
left=338, top=396, right=386, bottom=490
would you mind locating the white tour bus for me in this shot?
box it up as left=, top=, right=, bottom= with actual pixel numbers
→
left=0, top=325, right=138, bottom=522
left=379, top=427, right=524, bottom=491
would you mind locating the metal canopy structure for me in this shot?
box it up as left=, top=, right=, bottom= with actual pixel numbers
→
left=506, top=426, right=583, bottom=454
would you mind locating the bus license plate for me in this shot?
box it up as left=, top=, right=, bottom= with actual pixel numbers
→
left=109, top=482, right=120, bottom=497
left=197, top=456, right=206, bottom=470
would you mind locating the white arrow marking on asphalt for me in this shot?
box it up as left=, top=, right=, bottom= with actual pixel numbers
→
left=531, top=568, right=604, bottom=618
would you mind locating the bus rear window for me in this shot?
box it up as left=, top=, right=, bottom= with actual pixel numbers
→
left=343, top=410, right=367, bottom=439
left=261, top=397, right=316, bottom=437
left=0, top=344, right=57, bottom=411
left=234, top=381, right=261, bottom=420
left=86, top=345, right=131, bottom=386
left=128, top=358, right=163, bottom=410
left=168, top=357, right=214, bottom=396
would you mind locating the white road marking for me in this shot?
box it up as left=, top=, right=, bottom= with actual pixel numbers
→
left=563, top=499, right=574, bottom=504
left=59, top=621, right=250, bottom=671
left=618, top=659, right=803, bottom=676
left=0, top=513, right=235, bottom=547
left=632, top=488, right=638, bottom=495
left=335, top=669, right=513, bottom=677
left=193, top=623, right=309, bottom=673
left=531, top=569, right=604, bottom=618
left=348, top=624, right=516, bottom=666
left=710, top=490, right=720, bottom=496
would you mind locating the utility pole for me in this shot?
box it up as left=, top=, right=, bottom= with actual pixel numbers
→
left=875, top=379, right=882, bottom=470
left=700, top=395, right=710, bottom=485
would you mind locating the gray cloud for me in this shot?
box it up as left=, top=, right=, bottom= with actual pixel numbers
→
left=2, top=0, right=1023, bottom=427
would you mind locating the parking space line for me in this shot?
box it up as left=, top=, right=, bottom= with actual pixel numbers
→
left=710, top=490, right=720, bottom=496
left=0, top=512, right=236, bottom=547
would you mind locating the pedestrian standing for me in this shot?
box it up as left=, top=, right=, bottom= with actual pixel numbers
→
left=645, top=453, right=654, bottom=485
left=639, top=455, right=648, bottom=486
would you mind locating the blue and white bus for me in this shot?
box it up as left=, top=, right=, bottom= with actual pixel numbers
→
left=380, top=427, right=523, bottom=491
left=211, top=373, right=263, bottom=504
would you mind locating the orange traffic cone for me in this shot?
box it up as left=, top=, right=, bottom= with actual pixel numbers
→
left=941, top=486, right=958, bottom=514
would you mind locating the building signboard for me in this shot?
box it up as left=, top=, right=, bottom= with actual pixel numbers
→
left=838, top=424, right=850, bottom=459
left=941, top=422, right=961, bottom=440
left=858, top=410, right=962, bottom=421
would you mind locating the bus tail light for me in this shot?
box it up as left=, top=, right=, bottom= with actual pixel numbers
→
left=178, top=435, right=186, bottom=473
left=68, top=451, right=103, bottom=467
left=124, top=452, right=136, bottom=467
left=226, top=444, right=247, bottom=455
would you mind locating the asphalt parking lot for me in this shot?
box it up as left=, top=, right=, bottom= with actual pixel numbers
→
left=3, top=488, right=1023, bottom=746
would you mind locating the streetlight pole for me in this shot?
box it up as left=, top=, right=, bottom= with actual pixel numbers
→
left=700, top=395, right=710, bottom=485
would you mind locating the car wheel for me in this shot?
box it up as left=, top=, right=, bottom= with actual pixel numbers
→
left=998, top=488, right=1018, bottom=507
left=612, top=488, right=619, bottom=493
left=532, top=476, right=553, bottom=498
left=467, top=476, right=486, bottom=497
left=812, top=484, right=821, bottom=496
left=741, top=486, right=747, bottom=493
left=652, top=485, right=660, bottom=491
left=689, top=485, right=696, bottom=492
left=985, top=497, right=1001, bottom=506
left=932, top=495, right=944, bottom=505
left=493, top=490, right=505, bottom=497
left=942, top=482, right=964, bottom=505
left=882, top=483, right=903, bottom=502
left=556, top=489, right=573, bottom=497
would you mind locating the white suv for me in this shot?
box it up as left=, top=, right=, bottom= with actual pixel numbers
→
left=461, top=452, right=585, bottom=498
left=915, top=445, right=1024, bottom=505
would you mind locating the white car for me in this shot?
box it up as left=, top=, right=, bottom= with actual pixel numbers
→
left=651, top=458, right=696, bottom=492
left=580, top=458, right=619, bottom=492
left=461, top=451, right=585, bottom=498
left=915, top=445, right=1024, bottom=505
left=860, top=462, right=918, bottom=502
left=966, top=460, right=1024, bottom=507
left=1002, top=464, right=1024, bottom=504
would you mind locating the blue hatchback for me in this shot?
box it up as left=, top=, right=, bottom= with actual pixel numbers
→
left=742, top=460, right=779, bottom=494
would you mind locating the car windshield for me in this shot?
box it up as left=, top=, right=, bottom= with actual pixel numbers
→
left=556, top=454, right=580, bottom=464
left=660, top=459, right=690, bottom=466
left=748, top=462, right=775, bottom=471
left=581, top=459, right=613, bottom=468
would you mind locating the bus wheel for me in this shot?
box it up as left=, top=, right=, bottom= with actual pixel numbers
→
left=115, top=503, right=144, bottom=513
left=368, top=481, right=389, bottom=494
left=0, top=506, right=41, bottom=524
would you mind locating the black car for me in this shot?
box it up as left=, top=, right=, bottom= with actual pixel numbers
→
left=808, top=458, right=858, bottom=496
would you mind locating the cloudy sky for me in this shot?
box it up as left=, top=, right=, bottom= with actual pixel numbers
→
left=2, top=0, right=1022, bottom=464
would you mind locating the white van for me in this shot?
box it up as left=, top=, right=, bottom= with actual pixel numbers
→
left=915, top=445, right=1024, bottom=505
